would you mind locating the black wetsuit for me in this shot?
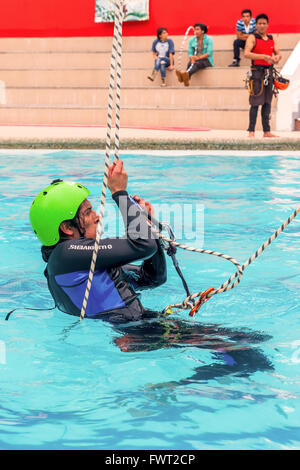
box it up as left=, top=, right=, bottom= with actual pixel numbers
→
left=41, top=189, right=274, bottom=382
left=41, top=190, right=167, bottom=323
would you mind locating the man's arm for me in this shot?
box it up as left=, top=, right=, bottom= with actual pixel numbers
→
left=236, top=30, right=249, bottom=41
left=195, top=53, right=209, bottom=60
left=188, top=37, right=195, bottom=58
left=122, top=239, right=167, bottom=290
left=121, top=194, right=167, bottom=289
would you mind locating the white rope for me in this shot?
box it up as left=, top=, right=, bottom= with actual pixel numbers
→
left=80, top=0, right=123, bottom=320
left=177, top=26, right=194, bottom=72
left=159, top=205, right=300, bottom=313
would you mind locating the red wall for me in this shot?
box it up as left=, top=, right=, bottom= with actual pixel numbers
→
left=0, top=0, right=299, bottom=37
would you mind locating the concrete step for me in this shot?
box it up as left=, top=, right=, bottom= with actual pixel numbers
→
left=0, top=67, right=252, bottom=88
left=0, top=34, right=287, bottom=132
left=123, top=33, right=299, bottom=51
left=0, top=49, right=291, bottom=70
left=1, top=86, right=278, bottom=109
left=0, top=106, right=275, bottom=130
left=0, top=34, right=298, bottom=52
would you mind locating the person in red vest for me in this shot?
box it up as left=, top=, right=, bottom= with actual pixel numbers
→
left=244, top=13, right=281, bottom=138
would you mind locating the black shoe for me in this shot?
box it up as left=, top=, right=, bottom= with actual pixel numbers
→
left=228, top=59, right=240, bottom=67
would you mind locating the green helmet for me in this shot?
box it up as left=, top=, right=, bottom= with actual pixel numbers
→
left=30, top=179, right=90, bottom=246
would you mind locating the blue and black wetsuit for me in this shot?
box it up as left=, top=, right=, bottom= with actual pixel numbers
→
left=40, top=190, right=274, bottom=381
left=41, top=190, right=167, bottom=323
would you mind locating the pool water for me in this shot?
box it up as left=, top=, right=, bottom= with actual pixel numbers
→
left=0, top=150, right=300, bottom=450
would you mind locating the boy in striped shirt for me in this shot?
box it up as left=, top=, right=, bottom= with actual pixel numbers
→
left=229, top=9, right=256, bottom=67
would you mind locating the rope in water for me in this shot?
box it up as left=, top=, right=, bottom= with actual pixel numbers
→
left=80, top=0, right=124, bottom=321
left=177, top=25, right=194, bottom=72
left=156, top=205, right=300, bottom=314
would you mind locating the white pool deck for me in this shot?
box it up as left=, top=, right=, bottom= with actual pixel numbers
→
left=0, top=125, right=299, bottom=144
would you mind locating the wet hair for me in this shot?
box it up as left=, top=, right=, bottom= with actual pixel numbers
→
left=256, top=13, right=269, bottom=23
left=241, top=9, right=252, bottom=16
left=59, top=201, right=86, bottom=241
left=157, top=27, right=168, bottom=40
left=194, top=23, right=208, bottom=34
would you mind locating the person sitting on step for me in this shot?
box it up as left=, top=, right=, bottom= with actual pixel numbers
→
left=176, top=23, right=213, bottom=87
left=229, top=9, right=256, bottom=67
left=148, top=27, right=175, bottom=87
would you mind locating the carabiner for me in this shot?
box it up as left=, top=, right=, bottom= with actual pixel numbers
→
left=189, top=287, right=214, bottom=317
left=264, top=70, right=270, bottom=86
left=160, top=221, right=176, bottom=250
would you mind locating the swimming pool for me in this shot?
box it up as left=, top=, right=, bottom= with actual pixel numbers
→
left=0, top=150, right=299, bottom=450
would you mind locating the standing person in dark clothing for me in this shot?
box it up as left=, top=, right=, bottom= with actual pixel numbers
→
left=29, top=160, right=167, bottom=323
left=244, top=13, right=281, bottom=137
left=228, top=9, right=256, bottom=67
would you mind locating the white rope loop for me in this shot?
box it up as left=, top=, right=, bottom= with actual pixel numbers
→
left=177, top=26, right=194, bottom=72
left=162, top=204, right=300, bottom=313
left=80, top=0, right=123, bottom=321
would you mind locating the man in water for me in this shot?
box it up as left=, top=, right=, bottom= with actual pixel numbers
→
left=30, top=161, right=273, bottom=382
left=244, top=13, right=281, bottom=138
left=30, top=160, right=167, bottom=323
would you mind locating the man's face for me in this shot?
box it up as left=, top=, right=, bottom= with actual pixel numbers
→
left=242, top=12, right=251, bottom=25
left=194, top=26, right=203, bottom=38
left=77, top=199, right=99, bottom=239
left=256, top=19, right=269, bottom=35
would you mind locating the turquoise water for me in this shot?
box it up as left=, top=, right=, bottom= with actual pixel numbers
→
left=0, top=150, right=300, bottom=450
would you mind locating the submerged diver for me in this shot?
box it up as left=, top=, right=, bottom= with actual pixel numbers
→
left=30, top=160, right=167, bottom=323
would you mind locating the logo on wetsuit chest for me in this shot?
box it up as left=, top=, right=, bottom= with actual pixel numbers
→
left=68, top=244, right=112, bottom=250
